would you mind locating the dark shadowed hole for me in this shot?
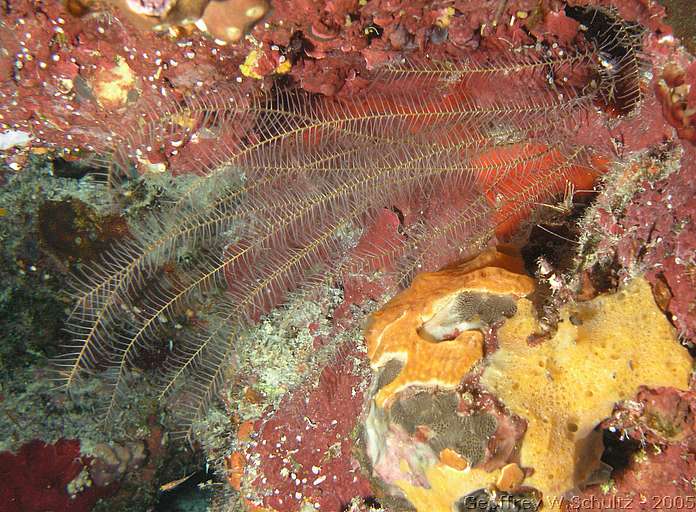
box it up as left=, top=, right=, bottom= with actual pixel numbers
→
left=520, top=192, right=594, bottom=276
left=286, top=31, right=314, bottom=63
left=686, top=342, right=696, bottom=359
left=564, top=6, right=643, bottom=116
left=600, top=428, right=641, bottom=472
left=365, top=23, right=383, bottom=43
left=389, top=206, right=406, bottom=227
left=564, top=7, right=642, bottom=55
left=52, top=157, right=93, bottom=179
left=154, top=469, right=212, bottom=511
left=588, top=258, right=620, bottom=295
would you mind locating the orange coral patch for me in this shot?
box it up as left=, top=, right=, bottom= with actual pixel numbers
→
left=496, top=462, right=525, bottom=492
left=365, top=248, right=535, bottom=407
left=439, top=448, right=469, bottom=471
left=237, top=420, right=255, bottom=442
left=225, top=451, right=246, bottom=490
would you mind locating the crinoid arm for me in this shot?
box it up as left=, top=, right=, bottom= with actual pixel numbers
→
left=58, top=32, right=643, bottom=437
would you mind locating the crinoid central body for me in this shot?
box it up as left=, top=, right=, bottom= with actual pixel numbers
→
left=57, top=12, right=642, bottom=437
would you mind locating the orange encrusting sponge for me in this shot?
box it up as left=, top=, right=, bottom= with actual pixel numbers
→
left=365, top=250, right=692, bottom=512
left=365, top=248, right=535, bottom=407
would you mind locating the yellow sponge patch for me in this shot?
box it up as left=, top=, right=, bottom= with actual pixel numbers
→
left=396, top=464, right=498, bottom=512
left=481, top=277, right=693, bottom=500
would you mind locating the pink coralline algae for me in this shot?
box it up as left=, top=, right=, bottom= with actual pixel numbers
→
left=0, top=0, right=240, bottom=159
left=656, top=61, right=696, bottom=145
left=590, top=145, right=696, bottom=344
left=0, top=439, right=113, bottom=512
left=0, top=0, right=678, bottom=170
left=245, top=344, right=373, bottom=512
left=612, top=387, right=696, bottom=447
left=567, top=445, right=695, bottom=510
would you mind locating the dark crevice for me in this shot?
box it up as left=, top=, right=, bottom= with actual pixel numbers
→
left=565, top=6, right=644, bottom=116
left=600, top=428, right=642, bottom=473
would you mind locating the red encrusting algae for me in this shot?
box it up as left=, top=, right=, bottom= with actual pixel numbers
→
left=568, top=387, right=696, bottom=511
left=245, top=345, right=373, bottom=512
left=0, top=439, right=114, bottom=512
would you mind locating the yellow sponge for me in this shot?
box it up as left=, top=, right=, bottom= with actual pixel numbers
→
left=481, top=277, right=693, bottom=500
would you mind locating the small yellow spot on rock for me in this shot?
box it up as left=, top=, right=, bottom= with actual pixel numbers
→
left=57, top=78, right=74, bottom=94
left=240, top=50, right=263, bottom=79
left=436, top=7, right=456, bottom=28
left=169, top=110, right=197, bottom=130
left=92, top=56, right=136, bottom=110
left=245, top=5, right=266, bottom=19
left=226, top=26, right=242, bottom=40
left=275, top=59, right=292, bottom=75
left=137, top=157, right=167, bottom=174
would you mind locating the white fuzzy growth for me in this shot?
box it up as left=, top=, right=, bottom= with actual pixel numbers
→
left=0, top=130, right=32, bottom=150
